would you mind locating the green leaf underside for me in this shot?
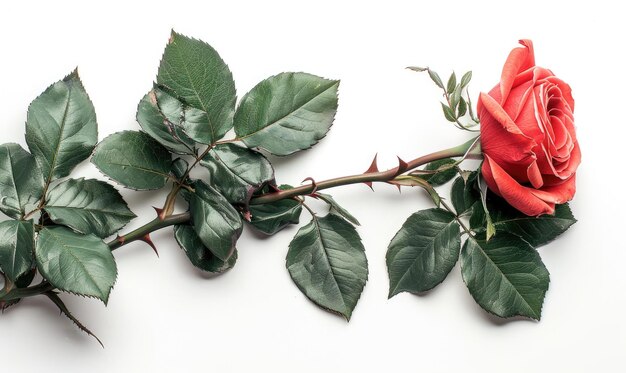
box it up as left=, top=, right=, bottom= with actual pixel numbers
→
left=386, top=209, right=460, bottom=297
left=44, top=178, right=135, bottom=238
left=234, top=72, right=339, bottom=156
left=136, top=88, right=196, bottom=154
left=315, top=192, right=360, bottom=226
left=91, top=131, right=172, bottom=190
left=451, top=172, right=479, bottom=215
left=201, top=143, right=274, bottom=205
left=248, top=198, right=302, bottom=235
left=35, top=227, right=117, bottom=303
left=0, top=143, right=43, bottom=218
left=25, top=71, right=97, bottom=183
left=286, top=214, right=368, bottom=320
left=476, top=200, right=575, bottom=247
left=421, top=158, right=457, bottom=186
left=0, top=220, right=34, bottom=282
left=157, top=31, right=236, bottom=145
left=173, top=224, right=237, bottom=273
left=190, top=181, right=243, bottom=261
left=460, top=233, right=549, bottom=320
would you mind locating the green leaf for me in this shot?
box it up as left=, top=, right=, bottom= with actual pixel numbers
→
left=0, top=143, right=44, bottom=219
left=451, top=172, right=479, bottom=215
left=286, top=214, right=368, bottom=320
left=234, top=72, right=339, bottom=156
left=478, top=174, right=496, bottom=240
left=44, top=178, right=135, bottom=238
left=189, top=181, right=243, bottom=261
left=92, top=131, right=172, bottom=190
left=428, top=69, right=444, bottom=89
left=387, top=209, right=460, bottom=297
left=157, top=31, right=236, bottom=144
left=446, top=72, right=457, bottom=94
left=450, top=85, right=462, bottom=111
left=441, top=102, right=456, bottom=122
left=407, top=66, right=429, bottom=72
left=477, top=199, right=576, bottom=247
left=35, top=227, right=117, bottom=303
left=25, top=71, right=97, bottom=183
left=314, top=192, right=360, bottom=226
left=460, top=71, right=472, bottom=88
left=421, top=158, right=457, bottom=186
left=171, top=157, right=189, bottom=182
left=457, top=97, right=468, bottom=117
left=136, top=88, right=196, bottom=155
left=174, top=224, right=237, bottom=273
left=0, top=220, right=35, bottom=282
left=248, top=198, right=302, bottom=235
left=460, top=233, right=550, bottom=320
left=200, top=143, right=274, bottom=205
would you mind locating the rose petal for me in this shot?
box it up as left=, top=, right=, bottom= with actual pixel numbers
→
left=482, top=154, right=555, bottom=216
left=527, top=161, right=543, bottom=189
left=530, top=174, right=576, bottom=205
left=499, top=40, right=536, bottom=103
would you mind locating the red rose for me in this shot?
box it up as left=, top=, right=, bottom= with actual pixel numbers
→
left=478, top=40, right=580, bottom=216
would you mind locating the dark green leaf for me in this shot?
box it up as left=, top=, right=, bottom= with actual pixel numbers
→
left=174, top=224, right=237, bottom=273
left=189, top=181, right=243, bottom=261
left=35, top=227, right=117, bottom=303
left=0, top=220, right=34, bottom=282
left=457, top=97, right=468, bottom=117
left=171, top=157, right=189, bottom=182
left=25, top=71, right=97, bottom=183
left=234, top=72, right=339, bottom=156
left=460, top=71, right=473, bottom=88
left=428, top=69, right=444, bottom=89
left=136, top=88, right=196, bottom=154
left=157, top=31, right=236, bottom=144
left=441, top=102, right=456, bottom=122
left=248, top=198, right=302, bottom=235
left=286, top=214, right=368, bottom=320
left=446, top=72, right=457, bottom=94
left=387, top=209, right=460, bottom=296
left=451, top=172, right=479, bottom=215
left=450, top=85, right=462, bottom=110
left=201, top=143, right=274, bottom=205
left=44, top=178, right=135, bottom=238
left=421, top=158, right=457, bottom=186
left=0, top=143, right=44, bottom=218
left=460, top=233, right=550, bottom=320
left=315, top=192, right=360, bottom=226
left=477, top=199, right=576, bottom=247
left=92, top=131, right=172, bottom=190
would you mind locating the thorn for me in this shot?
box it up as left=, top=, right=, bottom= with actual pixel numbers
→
left=302, top=177, right=318, bottom=195
left=152, top=206, right=165, bottom=220
left=364, top=153, right=379, bottom=174
left=139, top=234, right=159, bottom=257
left=116, top=234, right=126, bottom=246
left=242, top=210, right=252, bottom=222
left=363, top=154, right=379, bottom=190
left=397, top=156, right=409, bottom=175
left=269, top=184, right=281, bottom=193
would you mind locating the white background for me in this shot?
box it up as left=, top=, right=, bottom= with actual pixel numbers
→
left=1, top=1, right=624, bottom=372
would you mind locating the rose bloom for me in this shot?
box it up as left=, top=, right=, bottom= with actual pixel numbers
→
left=478, top=40, right=580, bottom=216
